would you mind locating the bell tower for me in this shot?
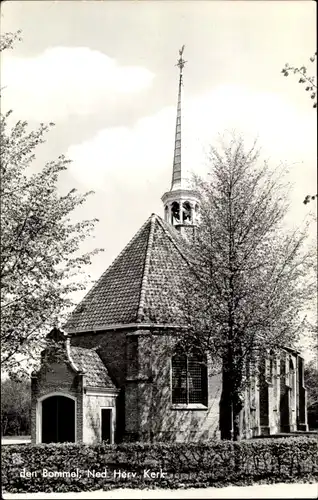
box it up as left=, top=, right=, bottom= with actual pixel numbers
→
left=161, top=46, right=200, bottom=234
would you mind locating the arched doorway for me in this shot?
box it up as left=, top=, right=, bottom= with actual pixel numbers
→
left=41, top=395, right=75, bottom=443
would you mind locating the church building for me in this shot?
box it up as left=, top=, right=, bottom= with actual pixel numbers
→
left=31, top=48, right=308, bottom=445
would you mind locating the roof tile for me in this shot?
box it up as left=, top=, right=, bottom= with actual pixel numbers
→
left=64, top=214, right=191, bottom=333
left=70, top=346, right=116, bottom=388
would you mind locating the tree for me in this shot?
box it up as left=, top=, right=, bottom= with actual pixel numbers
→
left=175, top=133, right=315, bottom=440
left=0, top=30, right=22, bottom=53
left=305, top=361, right=318, bottom=408
left=281, top=53, right=317, bottom=109
left=1, top=378, right=31, bottom=436
left=1, top=33, right=102, bottom=377
left=281, top=53, right=317, bottom=205
left=304, top=360, right=318, bottom=429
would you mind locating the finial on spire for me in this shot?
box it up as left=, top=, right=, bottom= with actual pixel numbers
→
left=176, top=45, right=187, bottom=76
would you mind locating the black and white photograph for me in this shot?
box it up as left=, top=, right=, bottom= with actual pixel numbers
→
left=1, top=1, right=317, bottom=498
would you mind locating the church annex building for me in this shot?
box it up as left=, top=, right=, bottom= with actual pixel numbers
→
left=31, top=49, right=308, bottom=445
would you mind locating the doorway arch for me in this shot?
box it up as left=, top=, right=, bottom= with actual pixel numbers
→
left=38, top=393, right=76, bottom=443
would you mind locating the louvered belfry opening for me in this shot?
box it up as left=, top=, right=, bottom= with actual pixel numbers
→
left=172, top=348, right=208, bottom=405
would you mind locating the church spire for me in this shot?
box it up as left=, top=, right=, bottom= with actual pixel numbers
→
left=161, top=46, right=200, bottom=236
left=171, top=45, right=187, bottom=190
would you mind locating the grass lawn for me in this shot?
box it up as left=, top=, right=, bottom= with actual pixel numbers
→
left=1, top=436, right=31, bottom=445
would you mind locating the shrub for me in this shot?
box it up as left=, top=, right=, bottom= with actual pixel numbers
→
left=1, top=437, right=317, bottom=493
left=1, top=379, right=31, bottom=436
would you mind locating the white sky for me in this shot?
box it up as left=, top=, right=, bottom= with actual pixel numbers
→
left=1, top=2, right=317, bottom=332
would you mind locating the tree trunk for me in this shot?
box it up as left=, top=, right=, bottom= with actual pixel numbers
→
left=232, top=396, right=244, bottom=441
left=2, top=416, right=8, bottom=436
left=220, top=348, right=244, bottom=441
left=220, top=365, right=233, bottom=440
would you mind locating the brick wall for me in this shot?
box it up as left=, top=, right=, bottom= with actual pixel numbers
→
left=31, top=361, right=83, bottom=444
left=71, top=330, right=128, bottom=441
left=297, top=355, right=308, bottom=430
left=32, top=330, right=307, bottom=444
left=83, top=393, right=117, bottom=444
left=289, top=353, right=298, bottom=431
left=71, top=330, right=127, bottom=387
left=70, top=329, right=222, bottom=443
left=279, top=350, right=299, bottom=432
left=269, top=356, right=280, bottom=434
left=125, top=332, right=222, bottom=442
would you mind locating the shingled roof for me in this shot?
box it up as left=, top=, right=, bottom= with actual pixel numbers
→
left=64, top=214, right=191, bottom=334
left=69, top=346, right=116, bottom=388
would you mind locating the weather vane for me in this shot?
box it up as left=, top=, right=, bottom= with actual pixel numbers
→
left=176, top=45, right=187, bottom=75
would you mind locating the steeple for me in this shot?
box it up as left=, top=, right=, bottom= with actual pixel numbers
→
left=161, top=46, right=200, bottom=235
left=171, top=45, right=186, bottom=190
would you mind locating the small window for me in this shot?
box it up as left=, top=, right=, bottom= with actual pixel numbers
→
left=171, top=350, right=208, bottom=406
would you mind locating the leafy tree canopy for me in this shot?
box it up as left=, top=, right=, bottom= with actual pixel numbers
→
left=1, top=32, right=102, bottom=377
left=174, top=132, right=315, bottom=439
left=281, top=53, right=317, bottom=205
left=281, top=53, right=317, bottom=109
left=1, top=378, right=31, bottom=436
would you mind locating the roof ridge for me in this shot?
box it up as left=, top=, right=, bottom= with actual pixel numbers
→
left=136, top=213, right=156, bottom=322
left=155, top=215, right=192, bottom=266
left=65, top=215, right=154, bottom=326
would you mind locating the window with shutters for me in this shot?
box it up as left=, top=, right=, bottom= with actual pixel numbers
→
left=171, top=349, right=208, bottom=407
